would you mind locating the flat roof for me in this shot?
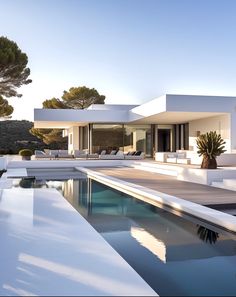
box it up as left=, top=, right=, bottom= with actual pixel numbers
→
left=34, top=94, right=236, bottom=128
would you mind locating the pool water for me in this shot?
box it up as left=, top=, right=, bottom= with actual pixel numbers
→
left=16, top=177, right=236, bottom=296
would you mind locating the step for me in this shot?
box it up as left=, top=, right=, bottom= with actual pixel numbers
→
left=223, top=179, right=236, bottom=189
left=131, top=164, right=178, bottom=176
left=211, top=180, right=236, bottom=191
left=211, top=181, right=225, bottom=189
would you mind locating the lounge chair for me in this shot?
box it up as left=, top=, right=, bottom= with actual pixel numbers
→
left=124, top=151, right=145, bottom=160
left=99, top=150, right=124, bottom=160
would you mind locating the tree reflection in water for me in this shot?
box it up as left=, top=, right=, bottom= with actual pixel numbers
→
left=19, top=177, right=36, bottom=188
left=197, top=225, right=219, bottom=244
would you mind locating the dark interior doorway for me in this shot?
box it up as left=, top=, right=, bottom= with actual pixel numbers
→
left=158, top=129, right=171, bottom=152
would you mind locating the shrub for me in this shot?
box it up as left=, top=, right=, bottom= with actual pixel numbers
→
left=19, top=149, right=33, bottom=156
left=196, top=131, right=226, bottom=169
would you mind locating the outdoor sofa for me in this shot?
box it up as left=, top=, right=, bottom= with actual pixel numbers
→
left=35, top=150, right=52, bottom=159
left=73, top=149, right=99, bottom=159
left=166, top=152, right=191, bottom=164
left=35, top=150, right=73, bottom=159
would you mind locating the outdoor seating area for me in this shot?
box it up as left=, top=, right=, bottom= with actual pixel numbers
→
left=34, top=149, right=145, bottom=160
left=156, top=151, right=192, bottom=165
left=35, top=149, right=98, bottom=160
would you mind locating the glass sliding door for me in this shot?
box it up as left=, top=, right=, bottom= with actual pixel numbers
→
left=79, top=125, right=89, bottom=150
left=124, top=125, right=152, bottom=157
left=175, top=123, right=189, bottom=150
left=91, top=124, right=152, bottom=156
left=156, top=125, right=174, bottom=152
left=92, top=124, right=123, bottom=153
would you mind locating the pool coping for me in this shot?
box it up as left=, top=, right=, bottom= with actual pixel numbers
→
left=78, top=167, right=236, bottom=234
left=0, top=187, right=157, bottom=296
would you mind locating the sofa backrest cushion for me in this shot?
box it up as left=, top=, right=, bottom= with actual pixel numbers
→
left=116, top=150, right=124, bottom=156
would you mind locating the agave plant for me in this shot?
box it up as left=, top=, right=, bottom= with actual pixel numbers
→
left=196, top=131, right=226, bottom=169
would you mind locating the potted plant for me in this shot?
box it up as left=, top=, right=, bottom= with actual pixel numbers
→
left=19, top=149, right=33, bottom=160
left=196, top=131, right=226, bottom=169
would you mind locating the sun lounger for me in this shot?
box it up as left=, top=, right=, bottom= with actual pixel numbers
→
left=99, top=150, right=124, bottom=160
left=124, top=151, right=145, bottom=160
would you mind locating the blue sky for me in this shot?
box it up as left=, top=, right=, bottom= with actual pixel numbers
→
left=1, top=0, right=236, bottom=120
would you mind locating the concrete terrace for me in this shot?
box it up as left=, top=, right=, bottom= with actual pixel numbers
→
left=0, top=186, right=156, bottom=296
left=2, top=158, right=236, bottom=294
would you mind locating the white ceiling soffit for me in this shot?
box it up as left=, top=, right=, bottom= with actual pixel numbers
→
left=130, top=112, right=227, bottom=124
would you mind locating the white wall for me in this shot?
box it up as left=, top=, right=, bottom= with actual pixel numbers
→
left=230, top=113, right=236, bottom=152
left=68, top=126, right=79, bottom=153
left=189, top=114, right=230, bottom=152
left=0, top=156, right=7, bottom=170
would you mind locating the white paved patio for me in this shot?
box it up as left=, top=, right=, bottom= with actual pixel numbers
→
left=0, top=187, right=156, bottom=296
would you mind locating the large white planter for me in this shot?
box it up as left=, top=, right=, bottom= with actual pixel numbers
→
left=0, top=156, right=7, bottom=170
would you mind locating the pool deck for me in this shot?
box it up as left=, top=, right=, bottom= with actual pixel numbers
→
left=90, top=167, right=236, bottom=207
left=77, top=166, right=236, bottom=234
left=0, top=187, right=157, bottom=296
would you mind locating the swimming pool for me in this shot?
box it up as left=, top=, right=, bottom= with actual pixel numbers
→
left=15, top=175, right=236, bottom=296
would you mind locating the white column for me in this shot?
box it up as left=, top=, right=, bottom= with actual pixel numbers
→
left=230, top=113, right=236, bottom=152
left=68, top=126, right=79, bottom=153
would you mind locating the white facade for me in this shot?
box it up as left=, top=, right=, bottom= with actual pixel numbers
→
left=189, top=114, right=231, bottom=152
left=34, top=94, right=236, bottom=158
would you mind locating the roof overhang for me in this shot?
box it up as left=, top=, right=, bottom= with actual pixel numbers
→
left=34, top=94, right=235, bottom=129
left=34, top=108, right=130, bottom=128
left=129, top=111, right=228, bottom=124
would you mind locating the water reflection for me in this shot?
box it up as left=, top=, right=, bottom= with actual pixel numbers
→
left=197, top=225, right=219, bottom=244
left=19, top=178, right=36, bottom=188
left=16, top=176, right=236, bottom=295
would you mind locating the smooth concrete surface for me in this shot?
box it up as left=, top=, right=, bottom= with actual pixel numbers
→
left=7, top=158, right=236, bottom=185
left=131, top=161, right=236, bottom=185
left=1, top=168, right=27, bottom=178
left=0, top=156, right=7, bottom=170
left=0, top=188, right=157, bottom=296
left=6, top=158, right=236, bottom=186
left=7, top=159, right=125, bottom=169
left=0, top=168, right=28, bottom=189
left=78, top=167, right=236, bottom=234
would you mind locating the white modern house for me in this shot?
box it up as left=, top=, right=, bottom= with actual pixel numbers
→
left=34, top=94, right=236, bottom=164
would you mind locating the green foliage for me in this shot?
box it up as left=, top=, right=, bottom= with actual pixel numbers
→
left=62, top=86, right=105, bottom=109
left=19, top=149, right=33, bottom=156
left=0, top=36, right=32, bottom=98
left=30, top=127, right=67, bottom=145
left=0, top=95, right=13, bottom=117
left=43, top=97, right=68, bottom=109
left=0, top=120, right=54, bottom=154
left=196, top=131, right=226, bottom=159
left=30, top=86, right=105, bottom=144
